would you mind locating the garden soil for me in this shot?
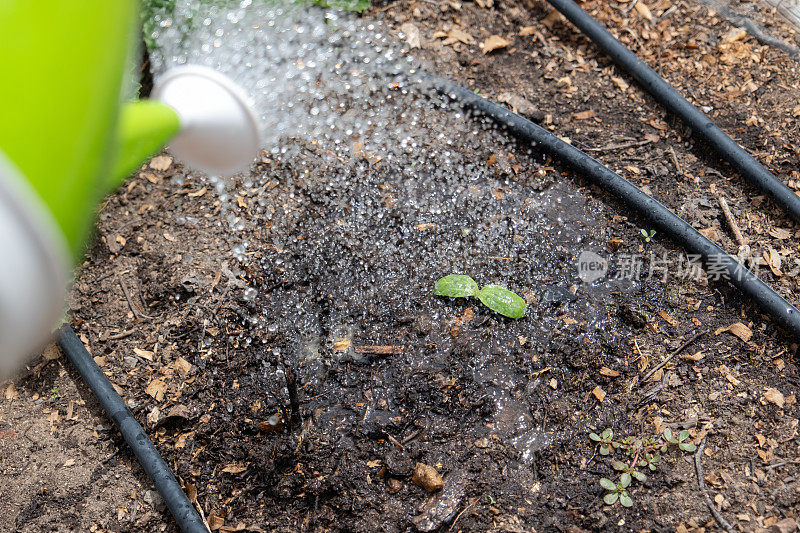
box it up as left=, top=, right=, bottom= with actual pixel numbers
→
left=2, top=0, right=800, bottom=531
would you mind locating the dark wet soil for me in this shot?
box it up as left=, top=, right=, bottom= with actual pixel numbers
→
left=3, top=1, right=800, bottom=532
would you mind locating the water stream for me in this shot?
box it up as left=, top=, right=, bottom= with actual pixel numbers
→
left=145, top=0, right=620, bottom=463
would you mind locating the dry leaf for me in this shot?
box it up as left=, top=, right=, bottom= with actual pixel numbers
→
left=4, top=382, right=18, bottom=401
left=208, top=511, right=225, bottom=530
left=482, top=35, right=510, bottom=54
left=755, top=433, right=766, bottom=447
left=714, top=322, right=752, bottom=342
left=764, top=387, right=785, bottom=408
left=63, top=458, right=76, bottom=467
left=435, top=27, right=475, bottom=46
left=42, top=343, right=61, bottom=361
left=187, top=186, right=207, bottom=198
left=165, top=404, right=191, bottom=420
left=721, top=27, right=747, bottom=44
left=142, top=172, right=160, bottom=184
left=698, top=227, right=720, bottom=240
left=163, top=232, right=176, bottom=242
left=769, top=227, right=792, bottom=240
left=134, top=348, right=154, bottom=361
left=147, top=406, right=161, bottom=427
left=681, top=351, right=704, bottom=362
left=333, top=339, right=351, bottom=351
left=541, top=9, right=565, bottom=28
left=767, top=248, right=782, bottom=276
left=221, top=463, right=248, bottom=474
left=496, top=93, right=541, bottom=120
left=634, top=1, right=653, bottom=22
left=611, top=76, right=629, bottom=92
left=519, top=25, right=537, bottom=36
left=599, top=366, right=619, bottom=377
left=145, top=378, right=168, bottom=402
left=400, top=22, right=421, bottom=49
left=573, top=110, right=595, bottom=120
left=174, top=356, right=192, bottom=376
left=149, top=155, right=172, bottom=171
left=658, top=311, right=679, bottom=326
left=725, top=372, right=741, bottom=386
left=591, top=386, right=606, bottom=402
left=175, top=432, right=192, bottom=449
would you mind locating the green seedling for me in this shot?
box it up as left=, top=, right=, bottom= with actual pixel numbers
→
left=434, top=274, right=479, bottom=298
left=600, top=475, right=633, bottom=507
left=589, top=428, right=617, bottom=455
left=435, top=275, right=526, bottom=319
left=590, top=424, right=696, bottom=508
left=640, top=228, right=656, bottom=243
left=664, top=427, right=696, bottom=452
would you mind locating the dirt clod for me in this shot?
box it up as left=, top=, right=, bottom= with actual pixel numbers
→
left=412, top=463, right=444, bottom=492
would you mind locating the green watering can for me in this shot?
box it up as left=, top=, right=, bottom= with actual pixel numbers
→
left=0, top=0, right=259, bottom=375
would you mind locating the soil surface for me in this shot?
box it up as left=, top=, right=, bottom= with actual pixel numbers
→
left=2, top=1, right=800, bottom=532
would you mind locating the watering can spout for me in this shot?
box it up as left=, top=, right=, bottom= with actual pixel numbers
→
left=111, top=66, right=260, bottom=189
left=110, top=100, right=181, bottom=189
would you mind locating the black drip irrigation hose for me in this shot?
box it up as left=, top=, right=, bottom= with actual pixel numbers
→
left=57, top=326, right=209, bottom=533
left=544, top=0, right=800, bottom=224
left=429, top=76, right=800, bottom=338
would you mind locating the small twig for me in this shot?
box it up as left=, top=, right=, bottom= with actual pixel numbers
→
left=279, top=354, right=302, bottom=429
left=767, top=459, right=800, bottom=470
left=668, top=145, right=682, bottom=175
left=108, top=329, right=135, bottom=340
left=639, top=330, right=706, bottom=386
left=449, top=497, right=480, bottom=532
left=717, top=196, right=746, bottom=246
left=585, top=139, right=653, bottom=153
left=402, top=429, right=421, bottom=444
left=386, top=433, right=404, bottom=450
left=118, top=277, right=155, bottom=320
left=694, top=436, right=735, bottom=533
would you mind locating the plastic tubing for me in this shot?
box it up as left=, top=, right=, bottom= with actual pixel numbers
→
left=429, top=76, right=800, bottom=338
left=58, top=326, right=209, bottom=533
left=544, top=0, right=800, bottom=223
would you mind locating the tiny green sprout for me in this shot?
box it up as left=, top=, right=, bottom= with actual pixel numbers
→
left=613, top=460, right=647, bottom=482
left=434, top=275, right=527, bottom=319
left=589, top=428, right=619, bottom=455
left=591, top=423, right=694, bottom=508
left=638, top=452, right=661, bottom=471
left=663, top=427, right=696, bottom=452
left=590, top=428, right=615, bottom=455
left=487, top=494, right=496, bottom=505
left=50, top=387, right=59, bottom=399
left=435, top=274, right=479, bottom=298
left=640, top=228, right=657, bottom=243
left=477, top=285, right=527, bottom=319
left=600, top=475, right=633, bottom=507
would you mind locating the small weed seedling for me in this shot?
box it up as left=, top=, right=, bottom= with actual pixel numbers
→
left=640, top=228, right=656, bottom=243
left=589, top=427, right=696, bottom=507
left=434, top=274, right=526, bottom=319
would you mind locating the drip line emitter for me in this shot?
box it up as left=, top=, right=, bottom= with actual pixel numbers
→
left=55, top=3, right=800, bottom=532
